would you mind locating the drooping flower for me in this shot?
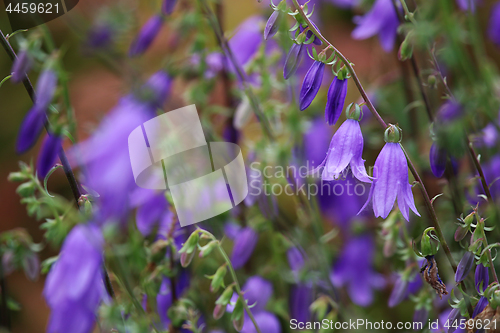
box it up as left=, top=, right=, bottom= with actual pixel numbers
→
left=290, top=283, right=313, bottom=323
left=264, top=11, right=280, bottom=40
left=11, top=48, right=32, bottom=83
left=230, top=227, right=258, bottom=269
left=325, top=76, right=348, bottom=126
left=283, top=43, right=305, bottom=80
left=351, top=0, right=399, bottom=52
left=44, top=224, right=106, bottom=333
left=129, top=15, right=164, bottom=57
left=314, top=108, right=371, bottom=183
left=455, top=251, right=474, bottom=283
left=331, top=235, right=385, bottom=306
left=37, top=133, right=62, bottom=179
left=299, top=61, right=325, bottom=111
left=475, top=263, right=489, bottom=292
left=488, top=2, right=500, bottom=47
left=359, top=125, right=420, bottom=221
left=16, top=69, right=58, bottom=153
left=162, top=0, right=178, bottom=15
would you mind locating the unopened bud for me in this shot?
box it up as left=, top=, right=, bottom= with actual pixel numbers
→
left=16, top=182, right=35, bottom=197
left=179, top=231, right=199, bottom=254
left=180, top=251, right=196, bottom=267
left=210, top=265, right=227, bottom=292
left=213, top=303, right=225, bottom=320
left=8, top=172, right=29, bottom=182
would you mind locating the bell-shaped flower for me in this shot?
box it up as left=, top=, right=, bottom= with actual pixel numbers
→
left=283, top=43, right=305, bottom=80
left=230, top=227, right=258, bottom=269
left=313, top=105, right=371, bottom=183
left=129, top=15, right=164, bottom=57
left=475, top=263, right=489, bottom=292
left=488, top=2, right=500, bottom=47
left=351, top=0, right=399, bottom=52
left=299, top=60, right=324, bottom=111
left=43, top=224, right=106, bottom=333
left=325, top=74, right=348, bottom=126
left=359, top=124, right=420, bottom=221
left=37, top=133, right=62, bottom=179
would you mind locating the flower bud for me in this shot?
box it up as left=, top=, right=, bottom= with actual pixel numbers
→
left=384, top=124, right=402, bottom=143
left=475, top=264, right=489, bottom=293
left=309, top=296, right=329, bottom=321
left=299, top=61, right=325, bottom=111
left=199, top=240, right=218, bottom=258
left=129, top=15, right=164, bottom=57
left=428, top=75, right=437, bottom=88
left=231, top=296, right=245, bottom=331
left=22, top=252, right=39, bottom=281
left=162, top=0, right=178, bottom=15
left=179, top=231, right=199, bottom=254
left=11, top=49, right=32, bottom=83
left=397, top=34, right=413, bottom=61
left=16, top=182, right=35, bottom=197
left=213, top=303, right=225, bottom=320
left=264, top=11, right=280, bottom=40
left=8, top=172, right=30, bottom=182
left=2, top=250, right=15, bottom=275
left=388, top=275, right=409, bottom=308
left=37, top=133, right=62, bottom=179
left=454, top=226, right=468, bottom=242
left=180, top=251, right=196, bottom=267
left=283, top=43, right=305, bottom=80
left=233, top=315, right=244, bottom=332
left=429, top=143, right=447, bottom=178
left=455, top=251, right=475, bottom=283
left=447, top=308, right=462, bottom=331
left=215, top=285, right=234, bottom=306
left=210, top=265, right=227, bottom=293
left=472, top=296, right=489, bottom=318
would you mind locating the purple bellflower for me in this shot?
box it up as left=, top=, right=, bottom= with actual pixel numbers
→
left=230, top=227, right=258, bottom=269
left=313, top=106, right=371, bottom=183
left=456, top=0, right=481, bottom=12
left=299, top=60, right=325, bottom=111
left=162, top=0, right=178, bottom=15
left=43, top=224, right=106, bottom=333
left=11, top=48, right=32, bottom=83
left=331, top=235, right=385, bottom=306
left=475, top=263, right=489, bottom=292
left=283, top=43, right=305, bottom=80
left=488, top=2, right=500, bottom=47
left=429, top=142, right=447, bottom=178
left=351, top=0, right=399, bottom=52
left=455, top=251, right=474, bottom=283
left=129, top=15, right=164, bottom=57
left=264, top=11, right=280, bottom=40
left=472, top=296, right=489, bottom=319
left=359, top=125, right=420, bottom=221
left=37, top=133, right=62, bottom=179
left=228, top=16, right=263, bottom=70
left=325, top=75, right=348, bottom=126
left=16, top=68, right=58, bottom=153
left=86, top=24, right=114, bottom=51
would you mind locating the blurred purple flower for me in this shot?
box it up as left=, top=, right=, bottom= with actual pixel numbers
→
left=228, top=276, right=273, bottom=313
left=86, top=24, right=114, bottom=50
left=303, top=117, right=332, bottom=167
left=37, top=133, right=62, bottom=179
left=456, top=0, right=481, bottom=12
left=436, top=100, right=463, bottom=123
left=290, top=283, right=313, bottom=323
left=314, top=119, right=371, bottom=183
left=479, top=123, right=498, bottom=148
left=44, top=224, right=106, bottom=333
left=287, top=247, right=305, bottom=274
left=429, top=143, right=447, bottom=178
left=11, top=49, right=32, bottom=83
left=129, top=15, right=164, bottom=57
left=413, top=308, right=428, bottom=330
left=388, top=272, right=422, bottom=307
left=331, top=235, right=385, bottom=306
left=228, top=16, right=263, bottom=69
left=284, top=43, right=306, bottom=80
left=475, top=263, right=489, bottom=292
left=16, top=69, right=57, bottom=153
left=489, top=2, right=500, bottom=46
left=135, top=193, right=173, bottom=237
left=360, top=141, right=420, bottom=221
left=325, top=77, right=348, bottom=126
left=329, top=0, right=360, bottom=8
left=242, top=311, right=281, bottom=333
left=299, top=61, right=325, bottom=110
left=231, top=227, right=258, bottom=269
left=455, top=251, right=474, bottom=283
left=432, top=308, right=464, bottom=333
left=162, top=0, right=178, bottom=15
left=157, top=270, right=190, bottom=328
left=351, top=0, right=399, bottom=52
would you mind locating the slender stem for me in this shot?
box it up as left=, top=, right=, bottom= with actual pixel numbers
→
left=291, top=0, right=458, bottom=273
left=467, top=141, right=493, bottom=201
left=198, top=0, right=275, bottom=141
left=481, top=228, right=499, bottom=283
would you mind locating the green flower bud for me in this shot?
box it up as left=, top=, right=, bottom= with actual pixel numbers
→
left=231, top=296, right=245, bottom=331
left=233, top=315, right=244, bottom=332
left=213, top=304, right=225, bottom=320
left=179, top=231, right=199, bottom=254
left=16, top=182, right=36, bottom=197
left=428, top=75, right=437, bottom=88
left=398, top=34, right=413, bottom=61
left=210, top=265, right=227, bottom=293
left=199, top=240, right=218, bottom=258
left=180, top=251, right=196, bottom=267
left=8, top=172, right=29, bottom=182
left=216, top=285, right=234, bottom=305
left=384, top=124, right=402, bottom=143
